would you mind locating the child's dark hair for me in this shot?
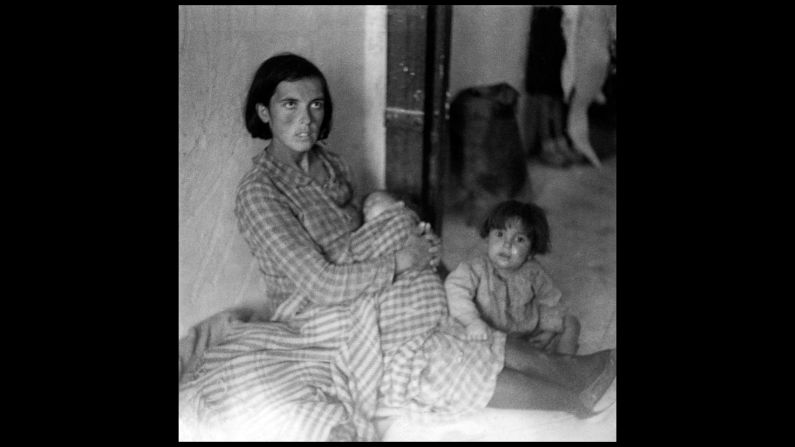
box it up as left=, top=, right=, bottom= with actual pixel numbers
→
left=244, top=52, right=334, bottom=140
left=479, top=200, right=551, bottom=256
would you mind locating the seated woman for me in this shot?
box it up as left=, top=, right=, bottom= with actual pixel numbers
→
left=178, top=53, right=616, bottom=442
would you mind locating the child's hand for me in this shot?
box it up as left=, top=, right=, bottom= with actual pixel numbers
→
left=538, top=304, right=566, bottom=333
left=466, top=320, right=489, bottom=341
left=527, top=330, right=556, bottom=350
left=417, top=221, right=441, bottom=271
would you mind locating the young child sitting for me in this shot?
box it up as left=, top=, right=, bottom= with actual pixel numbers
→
left=445, top=200, right=581, bottom=354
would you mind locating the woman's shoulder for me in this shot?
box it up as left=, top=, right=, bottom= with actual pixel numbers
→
left=236, top=160, right=281, bottom=205
left=238, top=161, right=272, bottom=188
left=315, top=141, right=340, bottom=158
left=315, top=143, right=349, bottom=171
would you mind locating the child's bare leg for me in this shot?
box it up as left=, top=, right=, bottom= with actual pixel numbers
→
left=556, top=315, right=581, bottom=355
left=504, top=335, right=610, bottom=392
left=488, top=367, right=584, bottom=413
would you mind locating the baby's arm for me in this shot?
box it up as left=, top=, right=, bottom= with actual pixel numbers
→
left=445, top=261, right=489, bottom=340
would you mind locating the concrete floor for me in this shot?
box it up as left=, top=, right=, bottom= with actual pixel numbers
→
left=440, top=155, right=617, bottom=354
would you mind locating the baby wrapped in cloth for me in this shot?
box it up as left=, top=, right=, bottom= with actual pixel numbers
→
left=327, top=191, right=421, bottom=266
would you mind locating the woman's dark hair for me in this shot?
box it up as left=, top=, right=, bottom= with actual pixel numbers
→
left=479, top=200, right=551, bottom=256
left=244, top=53, right=333, bottom=140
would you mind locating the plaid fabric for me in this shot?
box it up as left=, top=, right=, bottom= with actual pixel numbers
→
left=178, top=298, right=381, bottom=441
left=375, top=271, right=506, bottom=423
left=178, top=145, right=505, bottom=441
left=233, top=146, right=397, bottom=311
left=328, top=205, right=419, bottom=264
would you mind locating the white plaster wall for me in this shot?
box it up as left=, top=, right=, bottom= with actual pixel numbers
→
left=179, top=5, right=387, bottom=338
left=449, top=5, right=533, bottom=144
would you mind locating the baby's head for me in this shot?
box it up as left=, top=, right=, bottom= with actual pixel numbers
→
left=479, top=200, right=550, bottom=271
left=363, top=190, right=400, bottom=221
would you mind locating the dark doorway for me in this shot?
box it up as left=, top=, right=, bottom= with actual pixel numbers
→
left=384, top=5, right=452, bottom=234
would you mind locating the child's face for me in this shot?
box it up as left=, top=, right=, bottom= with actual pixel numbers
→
left=487, top=218, right=531, bottom=272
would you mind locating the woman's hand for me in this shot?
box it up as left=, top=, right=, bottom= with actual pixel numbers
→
left=395, top=232, right=434, bottom=275
left=527, top=330, right=556, bottom=350
left=416, top=221, right=442, bottom=271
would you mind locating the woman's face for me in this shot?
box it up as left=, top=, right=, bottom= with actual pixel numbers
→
left=259, top=76, right=325, bottom=158
left=487, top=218, right=532, bottom=272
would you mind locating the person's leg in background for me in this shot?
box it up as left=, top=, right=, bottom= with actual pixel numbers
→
left=526, top=6, right=574, bottom=168
left=563, top=5, right=615, bottom=168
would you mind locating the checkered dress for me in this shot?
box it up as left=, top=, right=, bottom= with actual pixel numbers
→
left=328, top=204, right=419, bottom=264
left=178, top=145, right=505, bottom=441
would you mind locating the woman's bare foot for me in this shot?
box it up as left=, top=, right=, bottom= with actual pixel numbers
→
left=579, top=349, right=616, bottom=411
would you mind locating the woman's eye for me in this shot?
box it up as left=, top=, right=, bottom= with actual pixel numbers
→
left=283, top=101, right=296, bottom=109
left=311, top=101, right=324, bottom=109
left=517, top=236, right=528, bottom=244
left=495, top=231, right=503, bottom=238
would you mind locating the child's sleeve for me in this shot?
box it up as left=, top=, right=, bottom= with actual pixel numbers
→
left=533, top=266, right=563, bottom=308
left=444, top=261, right=483, bottom=326
left=533, top=266, right=566, bottom=332
left=537, top=303, right=566, bottom=332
